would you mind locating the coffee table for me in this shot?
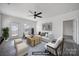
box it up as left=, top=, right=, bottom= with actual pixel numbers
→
left=27, top=35, right=41, bottom=46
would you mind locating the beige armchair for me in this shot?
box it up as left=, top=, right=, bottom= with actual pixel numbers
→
left=16, top=42, right=28, bottom=56
left=45, top=36, right=64, bottom=56
left=14, top=38, right=29, bottom=56
left=14, top=38, right=23, bottom=48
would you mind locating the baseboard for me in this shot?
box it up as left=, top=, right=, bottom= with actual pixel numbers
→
left=63, top=35, right=73, bottom=37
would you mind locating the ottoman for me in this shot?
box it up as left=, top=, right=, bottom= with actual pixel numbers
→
left=16, top=42, right=28, bottom=56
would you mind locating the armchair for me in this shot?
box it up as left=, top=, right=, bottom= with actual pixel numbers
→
left=45, top=36, right=64, bottom=56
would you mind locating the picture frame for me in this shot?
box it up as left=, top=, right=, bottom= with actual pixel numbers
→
left=42, top=22, right=52, bottom=31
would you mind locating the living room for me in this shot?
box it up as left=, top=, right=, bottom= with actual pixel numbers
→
left=0, top=3, right=79, bottom=56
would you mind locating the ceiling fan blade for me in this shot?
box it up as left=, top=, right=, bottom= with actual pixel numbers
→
left=37, top=15, right=42, bottom=18
left=36, top=12, right=42, bottom=15
left=29, top=10, right=33, bottom=14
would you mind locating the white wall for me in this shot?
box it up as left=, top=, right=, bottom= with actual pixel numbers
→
left=0, top=14, right=1, bottom=36
left=37, top=10, right=79, bottom=44
left=76, top=18, right=79, bottom=44
left=36, top=18, right=62, bottom=39
left=63, top=20, right=73, bottom=36
left=78, top=19, right=79, bottom=44
left=1, top=14, right=37, bottom=38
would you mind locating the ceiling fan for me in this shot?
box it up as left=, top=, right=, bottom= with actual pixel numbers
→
left=29, top=10, right=42, bottom=19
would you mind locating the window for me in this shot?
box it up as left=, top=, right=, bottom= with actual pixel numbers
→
left=11, top=23, right=19, bottom=37
left=24, top=24, right=30, bottom=35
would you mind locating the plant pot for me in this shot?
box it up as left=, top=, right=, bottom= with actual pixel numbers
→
left=4, top=38, right=9, bottom=42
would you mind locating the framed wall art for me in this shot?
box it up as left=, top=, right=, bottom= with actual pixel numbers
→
left=42, top=22, right=52, bottom=31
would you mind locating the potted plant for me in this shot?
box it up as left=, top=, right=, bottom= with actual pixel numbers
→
left=2, top=27, right=9, bottom=41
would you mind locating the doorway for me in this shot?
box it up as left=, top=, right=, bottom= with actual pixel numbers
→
left=63, top=20, right=74, bottom=43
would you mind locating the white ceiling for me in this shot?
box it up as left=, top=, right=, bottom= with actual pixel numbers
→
left=0, top=3, right=36, bottom=21
left=0, top=3, right=79, bottom=21
left=35, top=3, right=79, bottom=18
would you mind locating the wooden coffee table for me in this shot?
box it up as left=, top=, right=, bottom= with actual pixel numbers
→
left=27, top=35, right=41, bottom=46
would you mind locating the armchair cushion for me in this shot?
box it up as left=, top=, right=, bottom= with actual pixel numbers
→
left=54, top=36, right=63, bottom=48
left=14, top=38, right=22, bottom=44
left=45, top=42, right=56, bottom=49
